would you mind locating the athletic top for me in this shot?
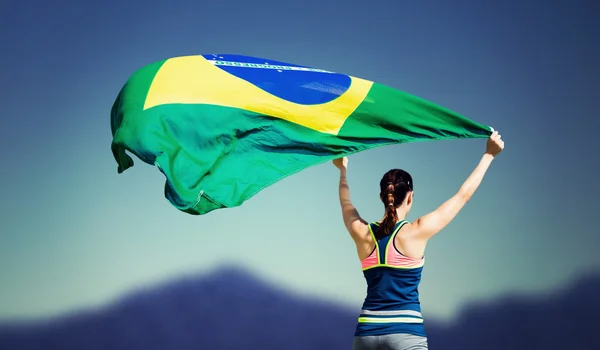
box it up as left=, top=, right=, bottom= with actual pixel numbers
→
left=354, top=220, right=426, bottom=337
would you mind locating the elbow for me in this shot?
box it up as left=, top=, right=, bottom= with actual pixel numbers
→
left=457, top=190, right=473, bottom=202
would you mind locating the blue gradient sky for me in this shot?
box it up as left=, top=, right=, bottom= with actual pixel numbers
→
left=1, top=0, right=598, bottom=322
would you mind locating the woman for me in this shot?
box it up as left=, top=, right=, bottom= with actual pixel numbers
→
left=333, top=131, right=504, bottom=350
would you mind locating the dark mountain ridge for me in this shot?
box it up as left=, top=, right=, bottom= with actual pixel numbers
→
left=1, top=266, right=599, bottom=349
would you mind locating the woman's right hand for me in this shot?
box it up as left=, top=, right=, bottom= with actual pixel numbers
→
left=486, top=131, right=504, bottom=157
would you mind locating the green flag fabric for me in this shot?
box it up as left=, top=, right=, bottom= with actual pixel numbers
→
left=110, top=54, right=493, bottom=215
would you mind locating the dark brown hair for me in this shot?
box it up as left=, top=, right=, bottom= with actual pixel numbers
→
left=375, top=169, right=413, bottom=240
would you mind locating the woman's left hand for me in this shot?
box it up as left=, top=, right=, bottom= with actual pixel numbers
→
left=333, top=157, right=348, bottom=170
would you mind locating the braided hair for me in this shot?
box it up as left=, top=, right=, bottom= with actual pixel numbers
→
left=376, top=169, right=413, bottom=240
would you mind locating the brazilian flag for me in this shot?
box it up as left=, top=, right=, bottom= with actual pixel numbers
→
left=110, top=54, right=492, bottom=215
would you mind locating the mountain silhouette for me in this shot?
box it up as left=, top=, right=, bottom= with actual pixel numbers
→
left=1, top=266, right=599, bottom=349
left=425, top=272, right=600, bottom=349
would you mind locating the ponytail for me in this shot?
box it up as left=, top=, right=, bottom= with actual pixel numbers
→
left=375, top=171, right=412, bottom=240
left=378, top=183, right=398, bottom=239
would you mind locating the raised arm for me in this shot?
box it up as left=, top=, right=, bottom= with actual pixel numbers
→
left=411, top=131, right=505, bottom=241
left=333, top=157, right=370, bottom=244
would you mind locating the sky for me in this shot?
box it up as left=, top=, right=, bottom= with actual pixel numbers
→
left=1, top=0, right=598, bottom=323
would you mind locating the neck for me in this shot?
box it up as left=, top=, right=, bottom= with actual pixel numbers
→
left=383, top=207, right=408, bottom=222
left=396, top=208, right=408, bottom=221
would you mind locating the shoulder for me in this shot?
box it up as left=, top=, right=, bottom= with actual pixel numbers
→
left=394, top=220, right=416, bottom=237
